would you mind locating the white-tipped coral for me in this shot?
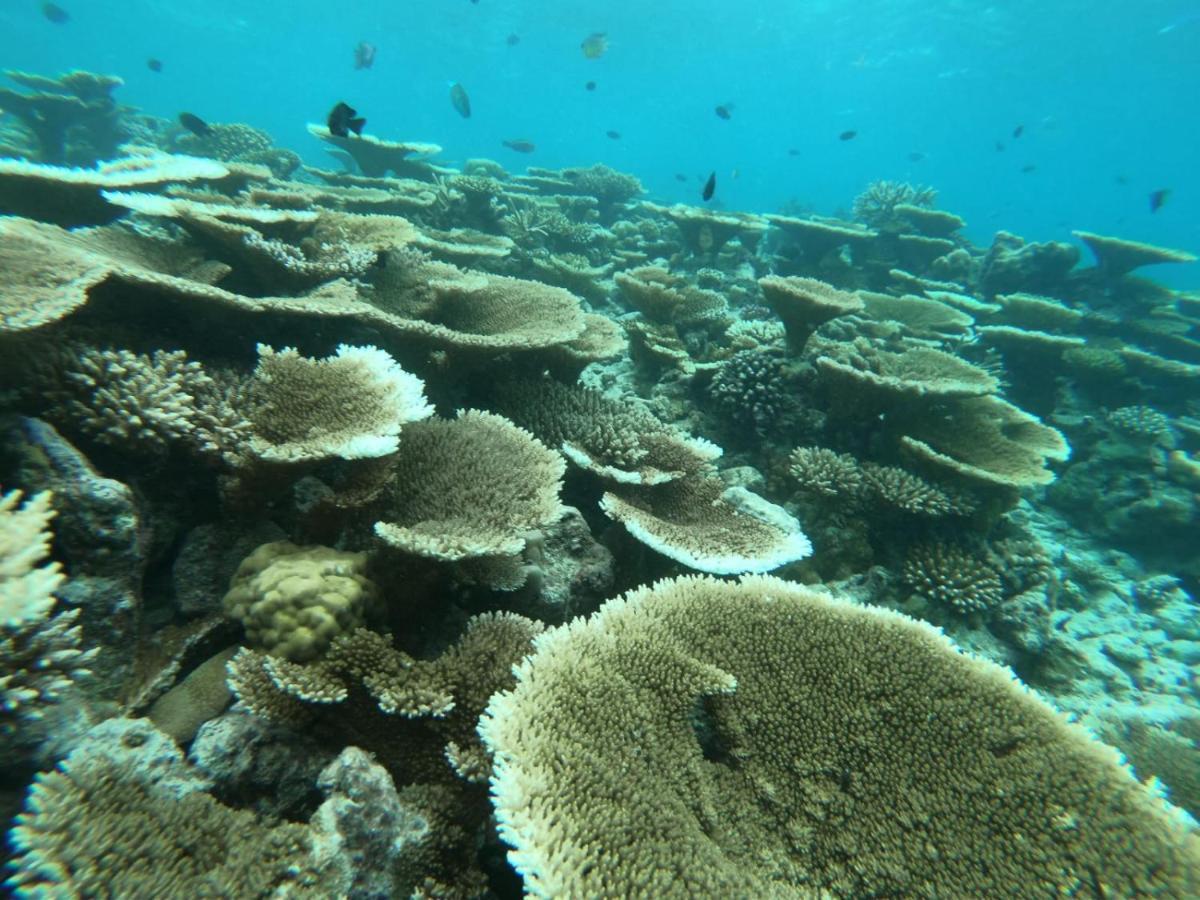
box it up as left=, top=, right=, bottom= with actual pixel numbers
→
left=246, top=343, right=433, bottom=464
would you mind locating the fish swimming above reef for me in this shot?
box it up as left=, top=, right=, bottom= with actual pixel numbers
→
left=606, top=130, right=621, bottom=140
left=1020, top=163, right=1037, bottom=174
left=585, top=80, right=597, bottom=91
left=147, top=58, right=163, bottom=73
left=908, top=151, right=926, bottom=162
left=995, top=140, right=1006, bottom=152
left=702, top=171, right=716, bottom=201
left=1012, top=124, right=1025, bottom=138
left=327, top=102, right=366, bottom=138
left=354, top=41, right=377, bottom=70
left=675, top=173, right=688, bottom=182
left=581, top=32, right=608, bottom=59
left=178, top=112, right=211, bottom=137
left=449, top=82, right=471, bottom=118
left=1149, top=188, right=1171, bottom=212
left=714, top=104, right=733, bottom=120
left=42, top=4, right=69, bottom=24
left=503, top=138, right=536, bottom=153
left=839, top=130, right=857, bottom=141
left=506, top=34, right=521, bottom=46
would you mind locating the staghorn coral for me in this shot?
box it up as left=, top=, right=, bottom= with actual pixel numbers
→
left=480, top=574, right=1200, bottom=898
left=223, top=542, right=381, bottom=663
left=374, top=411, right=566, bottom=588
left=245, top=343, right=432, bottom=464
left=1, top=489, right=96, bottom=735
left=787, top=446, right=863, bottom=499
left=1107, top=404, right=1172, bottom=442
left=758, top=275, right=864, bottom=351
left=902, top=541, right=1006, bottom=614
left=851, top=180, right=937, bottom=230
left=860, top=462, right=971, bottom=516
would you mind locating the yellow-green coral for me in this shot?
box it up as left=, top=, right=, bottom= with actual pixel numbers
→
left=481, top=574, right=1200, bottom=898
left=223, top=541, right=380, bottom=662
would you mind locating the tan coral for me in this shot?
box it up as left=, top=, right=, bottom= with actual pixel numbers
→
left=373, top=411, right=566, bottom=583
left=245, top=343, right=432, bottom=464
left=758, top=275, right=864, bottom=351
left=480, top=574, right=1200, bottom=899
left=900, top=395, right=1070, bottom=489
left=815, top=340, right=999, bottom=408
left=903, top=542, right=1005, bottom=613
left=858, top=290, right=973, bottom=335
left=787, top=446, right=863, bottom=499
left=307, top=124, right=443, bottom=179
left=1074, top=230, right=1197, bottom=278
left=222, top=542, right=381, bottom=663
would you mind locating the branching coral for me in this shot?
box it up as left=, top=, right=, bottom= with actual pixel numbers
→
left=902, top=541, right=1006, bottom=614
left=245, top=343, right=432, bottom=464
left=481, top=574, right=1200, bottom=898
left=1, top=489, right=96, bottom=736
left=706, top=350, right=790, bottom=435
left=223, top=542, right=381, bottom=662
left=851, top=180, right=937, bottom=230
left=788, top=446, right=863, bottom=499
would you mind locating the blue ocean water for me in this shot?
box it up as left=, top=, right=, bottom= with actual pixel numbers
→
left=3, top=0, right=1197, bottom=284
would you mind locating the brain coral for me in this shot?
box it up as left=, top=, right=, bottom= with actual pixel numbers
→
left=480, top=574, right=1200, bottom=898
left=222, top=541, right=380, bottom=662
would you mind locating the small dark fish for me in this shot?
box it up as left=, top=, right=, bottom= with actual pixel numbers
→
left=147, top=58, right=163, bottom=73
left=702, top=171, right=716, bottom=201
left=675, top=173, right=688, bottom=182
left=714, top=104, right=733, bottom=120
left=503, top=139, right=536, bottom=153
left=585, top=80, right=597, bottom=91
left=449, top=82, right=471, bottom=118
left=581, top=32, right=608, bottom=59
left=354, top=41, right=377, bottom=70
left=1114, top=174, right=1129, bottom=185
left=178, top=112, right=211, bottom=137
left=42, top=3, right=69, bottom=24
left=1149, top=188, right=1171, bottom=213
left=506, top=34, right=520, bottom=46
left=327, top=101, right=366, bottom=138
left=1012, top=124, right=1024, bottom=138
left=907, top=151, right=926, bottom=162
left=606, top=130, right=621, bottom=140
left=995, top=140, right=1006, bottom=152
left=1020, top=163, right=1037, bottom=174
left=787, top=148, right=800, bottom=156
left=839, top=130, right=857, bottom=141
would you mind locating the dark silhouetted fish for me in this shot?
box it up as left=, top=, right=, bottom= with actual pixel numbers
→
left=788, top=148, right=800, bottom=156
left=147, top=58, right=163, bottom=73
left=714, top=104, right=733, bottom=120
left=449, top=82, right=471, bottom=118
left=606, top=130, right=621, bottom=140
left=327, top=102, right=366, bottom=138
left=178, top=112, right=211, bottom=137
left=42, top=4, right=69, bottom=24
left=1012, top=124, right=1024, bottom=138
left=675, top=173, right=688, bottom=182
left=503, top=139, right=536, bottom=153
left=506, top=34, right=520, bottom=46
left=839, top=130, right=857, bottom=141
left=1020, top=163, right=1037, bottom=174
left=354, top=42, right=377, bottom=70
left=907, top=151, right=926, bottom=162
left=1149, top=188, right=1171, bottom=212
left=702, top=171, right=716, bottom=201
left=581, top=32, right=608, bottom=59
left=585, top=80, right=597, bottom=91
left=995, top=140, right=1005, bottom=151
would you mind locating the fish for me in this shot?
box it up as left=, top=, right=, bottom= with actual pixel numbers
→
left=1012, top=124, right=1024, bottom=138
left=702, top=171, right=716, bottom=201
left=327, top=102, right=366, bottom=138
left=581, top=32, right=608, bottom=59
left=1114, top=174, right=1130, bottom=185
left=787, top=148, right=800, bottom=156
left=606, top=130, right=621, bottom=140
left=506, top=34, right=521, bottom=47
left=714, top=104, right=733, bottom=120
left=503, top=139, right=536, bottom=153
left=178, top=112, right=211, bottom=137
left=907, top=151, right=926, bottom=162
left=995, top=140, right=1006, bottom=152
left=449, top=82, right=471, bottom=118
left=1149, top=188, right=1171, bottom=213
left=839, top=130, right=857, bottom=141
left=1020, top=163, right=1037, bottom=174
left=147, top=58, right=163, bottom=73
left=354, top=41, right=377, bottom=70
left=585, top=81, right=597, bottom=91
left=674, top=174, right=688, bottom=182
left=42, top=4, right=69, bottom=24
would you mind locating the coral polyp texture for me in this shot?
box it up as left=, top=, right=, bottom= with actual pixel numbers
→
left=480, top=575, right=1200, bottom=898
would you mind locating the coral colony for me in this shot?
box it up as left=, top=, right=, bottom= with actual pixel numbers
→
left=0, top=68, right=1198, bottom=896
